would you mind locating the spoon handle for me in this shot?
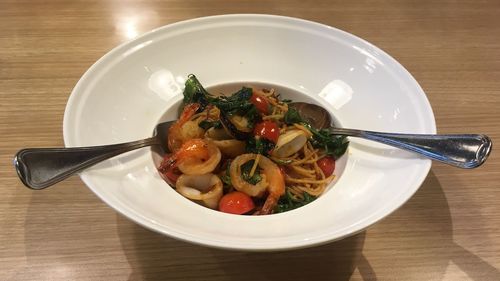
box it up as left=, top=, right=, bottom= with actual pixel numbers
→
left=330, top=128, right=492, bottom=168
left=14, top=137, right=158, bottom=190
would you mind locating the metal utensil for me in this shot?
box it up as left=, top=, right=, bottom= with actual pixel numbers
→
left=14, top=103, right=492, bottom=190
left=14, top=121, right=174, bottom=190
left=289, top=102, right=492, bottom=169
left=328, top=127, right=491, bottom=169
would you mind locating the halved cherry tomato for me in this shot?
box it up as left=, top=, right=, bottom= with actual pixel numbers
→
left=253, top=121, right=280, bottom=143
left=218, top=191, right=255, bottom=214
left=317, top=156, right=335, bottom=177
left=250, top=93, right=270, bottom=115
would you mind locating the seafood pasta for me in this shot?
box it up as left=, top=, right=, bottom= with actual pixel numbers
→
left=158, top=75, right=348, bottom=215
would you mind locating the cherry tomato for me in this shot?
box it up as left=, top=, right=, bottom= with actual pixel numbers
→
left=253, top=121, right=280, bottom=143
left=218, top=191, right=255, bottom=215
left=250, top=93, right=270, bottom=114
left=317, top=156, right=335, bottom=177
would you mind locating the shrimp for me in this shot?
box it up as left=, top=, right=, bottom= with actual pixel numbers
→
left=175, top=138, right=221, bottom=175
left=230, top=153, right=285, bottom=215
left=168, top=103, right=202, bottom=152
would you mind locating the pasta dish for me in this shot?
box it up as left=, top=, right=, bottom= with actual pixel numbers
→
left=158, top=75, right=348, bottom=215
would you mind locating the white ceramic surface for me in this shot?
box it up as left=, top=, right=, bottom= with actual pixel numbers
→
left=63, top=14, right=436, bottom=251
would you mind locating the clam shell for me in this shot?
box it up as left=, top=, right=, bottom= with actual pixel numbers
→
left=272, top=129, right=308, bottom=158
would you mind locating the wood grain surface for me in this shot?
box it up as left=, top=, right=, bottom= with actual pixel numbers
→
left=1, top=0, right=499, bottom=280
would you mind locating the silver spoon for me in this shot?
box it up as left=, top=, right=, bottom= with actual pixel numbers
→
left=14, top=105, right=492, bottom=190
left=290, top=102, right=492, bottom=169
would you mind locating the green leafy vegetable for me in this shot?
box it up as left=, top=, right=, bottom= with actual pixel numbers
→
left=212, top=87, right=252, bottom=113
left=240, top=160, right=262, bottom=185
left=183, top=77, right=259, bottom=129
left=306, top=125, right=349, bottom=159
left=221, top=173, right=232, bottom=186
left=198, top=120, right=222, bottom=130
left=242, top=106, right=258, bottom=128
left=183, top=74, right=216, bottom=109
left=245, top=137, right=275, bottom=156
left=221, top=162, right=232, bottom=186
left=213, top=87, right=259, bottom=128
left=283, top=107, right=305, bottom=125
left=284, top=107, right=349, bottom=159
left=275, top=190, right=317, bottom=213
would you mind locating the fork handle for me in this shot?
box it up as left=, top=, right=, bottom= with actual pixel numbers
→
left=331, top=128, right=492, bottom=168
left=14, top=137, right=158, bottom=190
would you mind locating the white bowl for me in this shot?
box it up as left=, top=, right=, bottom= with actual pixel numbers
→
left=63, top=14, right=435, bottom=251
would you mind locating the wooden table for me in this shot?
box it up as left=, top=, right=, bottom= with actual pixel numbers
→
left=1, top=0, right=499, bottom=280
